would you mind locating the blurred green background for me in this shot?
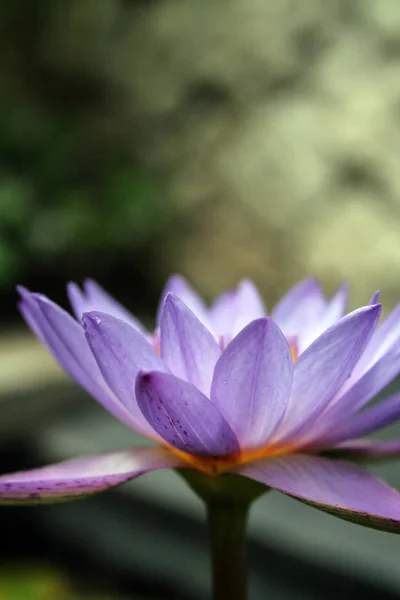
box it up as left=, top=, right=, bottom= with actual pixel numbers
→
left=2, top=0, right=400, bottom=315
left=2, top=1, right=400, bottom=599
left=0, top=566, right=120, bottom=600
left=0, top=0, right=175, bottom=316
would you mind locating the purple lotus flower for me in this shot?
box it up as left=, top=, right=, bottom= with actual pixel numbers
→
left=4, top=276, right=400, bottom=532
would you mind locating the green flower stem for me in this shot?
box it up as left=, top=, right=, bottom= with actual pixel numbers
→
left=179, top=470, right=267, bottom=600
left=207, top=502, right=249, bottom=600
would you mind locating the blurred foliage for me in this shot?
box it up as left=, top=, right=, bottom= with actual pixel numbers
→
left=0, top=0, right=171, bottom=290
left=0, top=565, right=125, bottom=600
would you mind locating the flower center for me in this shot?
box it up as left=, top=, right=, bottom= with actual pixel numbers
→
left=157, top=332, right=299, bottom=475
left=170, top=442, right=297, bottom=476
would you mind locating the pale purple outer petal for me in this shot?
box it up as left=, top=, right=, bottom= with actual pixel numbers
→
left=18, top=290, right=138, bottom=430
left=271, top=278, right=327, bottom=340
left=229, top=280, right=267, bottom=337
left=209, top=290, right=237, bottom=335
left=299, top=283, right=348, bottom=350
left=276, top=305, right=382, bottom=442
left=18, top=297, right=46, bottom=344
left=67, top=282, right=88, bottom=320
left=136, top=371, right=240, bottom=456
left=160, top=293, right=221, bottom=396
left=67, top=280, right=146, bottom=333
left=320, top=394, right=400, bottom=447
left=209, top=280, right=266, bottom=338
left=333, top=302, right=400, bottom=400
left=236, top=454, right=400, bottom=533
left=309, top=344, right=400, bottom=443
left=0, top=447, right=185, bottom=503
left=211, top=318, right=293, bottom=448
left=328, top=439, right=400, bottom=460
left=356, top=302, right=400, bottom=375
left=306, top=302, right=400, bottom=442
left=157, top=275, right=211, bottom=329
left=83, top=312, right=166, bottom=439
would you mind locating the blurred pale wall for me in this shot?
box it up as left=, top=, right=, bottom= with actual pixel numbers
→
left=112, top=0, right=400, bottom=307
left=3, top=0, right=400, bottom=309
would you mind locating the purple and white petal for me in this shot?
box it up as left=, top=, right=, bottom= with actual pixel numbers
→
left=136, top=371, right=240, bottom=456
left=310, top=344, right=400, bottom=443
left=0, top=447, right=185, bottom=504
left=18, top=290, right=137, bottom=430
left=160, top=293, right=221, bottom=396
left=355, top=302, right=400, bottom=376
left=271, top=278, right=327, bottom=342
left=276, top=305, right=381, bottom=442
left=83, top=312, right=166, bottom=437
left=320, top=394, right=400, bottom=447
left=67, top=280, right=146, bottom=333
left=209, top=290, right=237, bottom=335
left=211, top=318, right=293, bottom=448
left=326, top=439, right=400, bottom=461
left=157, top=275, right=211, bottom=330
left=229, top=280, right=267, bottom=337
left=18, top=295, right=46, bottom=344
left=66, top=282, right=87, bottom=321
left=236, top=454, right=400, bottom=533
left=299, top=283, right=348, bottom=350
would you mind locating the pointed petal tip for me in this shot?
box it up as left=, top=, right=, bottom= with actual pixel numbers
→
left=159, top=291, right=189, bottom=320
left=370, top=301, right=382, bottom=310
left=301, top=276, right=323, bottom=290
left=346, top=302, right=382, bottom=321
left=242, top=316, right=284, bottom=336
left=237, top=277, right=256, bottom=290
left=27, top=292, right=54, bottom=308
left=82, top=310, right=126, bottom=331
left=67, top=281, right=86, bottom=322
left=82, top=310, right=102, bottom=327
left=66, top=281, right=81, bottom=296
left=157, top=275, right=210, bottom=326
left=16, top=285, right=32, bottom=300
left=83, top=277, right=95, bottom=288
left=363, top=301, right=382, bottom=324
left=160, top=290, right=220, bottom=395
left=334, top=281, right=349, bottom=298
left=369, top=290, right=381, bottom=305
left=163, top=290, right=179, bottom=307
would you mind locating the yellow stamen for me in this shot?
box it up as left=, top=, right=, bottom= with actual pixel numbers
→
left=168, top=441, right=297, bottom=476
left=290, top=343, right=298, bottom=363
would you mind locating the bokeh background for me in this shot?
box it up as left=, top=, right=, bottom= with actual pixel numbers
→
left=2, top=1, right=400, bottom=599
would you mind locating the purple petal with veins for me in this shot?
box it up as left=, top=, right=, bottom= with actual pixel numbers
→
left=83, top=311, right=166, bottom=439
left=156, top=274, right=211, bottom=330
left=237, top=454, right=400, bottom=533
left=160, top=293, right=221, bottom=396
left=211, top=318, right=293, bottom=448
left=67, top=280, right=146, bottom=333
left=18, top=289, right=138, bottom=430
left=276, top=304, right=381, bottom=442
left=0, top=447, right=185, bottom=503
left=136, top=371, right=240, bottom=456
